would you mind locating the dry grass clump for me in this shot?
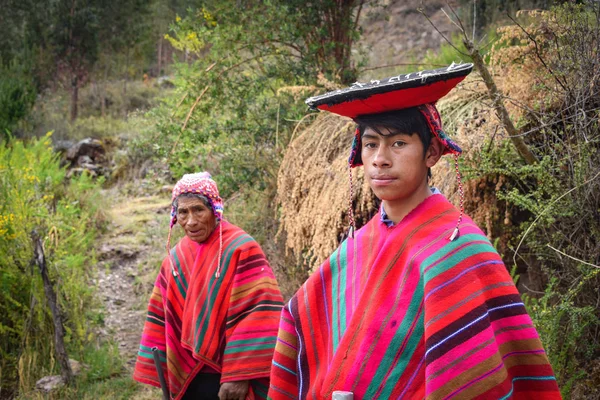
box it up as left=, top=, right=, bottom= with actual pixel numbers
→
left=277, top=113, right=377, bottom=267
left=488, top=10, right=565, bottom=123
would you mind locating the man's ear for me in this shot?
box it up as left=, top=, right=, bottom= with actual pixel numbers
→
left=425, top=139, right=444, bottom=168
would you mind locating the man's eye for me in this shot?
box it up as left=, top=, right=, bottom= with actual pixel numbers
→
left=392, top=141, right=406, bottom=147
left=363, top=142, right=376, bottom=149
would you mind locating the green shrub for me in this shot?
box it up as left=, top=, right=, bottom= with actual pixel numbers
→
left=0, top=61, right=36, bottom=135
left=524, top=274, right=599, bottom=397
left=0, top=133, right=106, bottom=396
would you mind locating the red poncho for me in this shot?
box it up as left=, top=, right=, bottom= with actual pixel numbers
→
left=134, top=221, right=283, bottom=399
left=268, top=195, right=561, bottom=399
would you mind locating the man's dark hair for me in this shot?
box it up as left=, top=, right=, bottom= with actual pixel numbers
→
left=355, top=107, right=434, bottom=179
left=355, top=107, right=433, bottom=155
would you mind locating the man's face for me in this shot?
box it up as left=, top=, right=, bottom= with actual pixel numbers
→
left=176, top=196, right=217, bottom=244
left=361, top=126, right=437, bottom=203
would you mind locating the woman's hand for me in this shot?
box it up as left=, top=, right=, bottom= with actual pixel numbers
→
left=218, top=380, right=249, bottom=400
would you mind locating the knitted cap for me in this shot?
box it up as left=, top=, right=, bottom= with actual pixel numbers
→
left=170, top=172, right=224, bottom=227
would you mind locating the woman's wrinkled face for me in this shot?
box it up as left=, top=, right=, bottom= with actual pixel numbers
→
left=176, top=196, right=217, bottom=244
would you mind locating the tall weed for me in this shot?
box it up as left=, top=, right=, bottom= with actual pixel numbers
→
left=0, top=133, right=106, bottom=396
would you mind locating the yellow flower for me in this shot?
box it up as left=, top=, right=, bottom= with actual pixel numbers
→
left=176, top=15, right=181, bottom=22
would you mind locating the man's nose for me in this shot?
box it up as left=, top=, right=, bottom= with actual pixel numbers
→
left=186, top=213, right=200, bottom=226
left=372, top=146, right=391, bottom=167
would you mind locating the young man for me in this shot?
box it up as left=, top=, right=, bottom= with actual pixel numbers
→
left=268, top=64, right=561, bottom=399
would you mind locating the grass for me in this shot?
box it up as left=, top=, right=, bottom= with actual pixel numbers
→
left=16, top=342, right=159, bottom=400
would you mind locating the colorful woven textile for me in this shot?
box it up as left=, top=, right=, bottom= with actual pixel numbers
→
left=170, top=172, right=224, bottom=226
left=134, top=221, right=284, bottom=400
left=268, top=195, right=561, bottom=399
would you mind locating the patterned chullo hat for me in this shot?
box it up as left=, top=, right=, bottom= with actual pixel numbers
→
left=167, top=172, right=225, bottom=277
left=304, top=62, right=473, bottom=240
left=169, top=172, right=224, bottom=227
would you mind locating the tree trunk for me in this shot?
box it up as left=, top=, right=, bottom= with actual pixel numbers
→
left=31, top=230, right=73, bottom=384
left=101, top=65, right=109, bottom=117
left=70, top=75, right=79, bottom=122
left=157, top=35, right=163, bottom=76
left=463, top=38, right=538, bottom=165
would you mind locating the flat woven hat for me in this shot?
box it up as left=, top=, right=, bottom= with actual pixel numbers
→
left=305, top=62, right=473, bottom=118
left=305, top=63, right=473, bottom=166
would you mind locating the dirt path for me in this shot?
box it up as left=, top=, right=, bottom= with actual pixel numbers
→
left=94, top=186, right=174, bottom=397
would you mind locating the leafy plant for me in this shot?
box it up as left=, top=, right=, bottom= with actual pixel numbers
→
left=0, top=61, right=36, bottom=135
left=0, top=133, right=106, bottom=396
left=523, top=274, right=599, bottom=397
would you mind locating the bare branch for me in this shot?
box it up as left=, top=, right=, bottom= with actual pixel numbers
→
left=463, top=34, right=538, bottom=164
left=513, top=169, right=600, bottom=266
left=472, top=0, right=477, bottom=42
left=441, top=8, right=463, bottom=32
left=418, top=8, right=470, bottom=57
left=506, top=13, right=570, bottom=94
left=547, top=244, right=600, bottom=269
left=446, top=1, right=468, bottom=34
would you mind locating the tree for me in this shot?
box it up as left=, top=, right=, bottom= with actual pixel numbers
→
left=155, top=0, right=369, bottom=196
left=50, top=0, right=101, bottom=121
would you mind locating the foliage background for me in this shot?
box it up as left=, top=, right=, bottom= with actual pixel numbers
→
left=1, top=0, right=599, bottom=399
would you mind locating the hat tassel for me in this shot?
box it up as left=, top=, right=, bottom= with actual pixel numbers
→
left=215, top=222, right=223, bottom=278
left=166, top=225, right=179, bottom=277
left=347, top=164, right=357, bottom=238
left=450, top=153, right=464, bottom=241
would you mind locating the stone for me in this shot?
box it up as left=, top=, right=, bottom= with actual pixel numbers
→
left=69, top=359, right=87, bottom=376
left=53, top=140, right=76, bottom=154
left=35, top=375, right=65, bottom=393
left=66, top=138, right=106, bottom=163
left=80, top=162, right=100, bottom=172
left=157, top=76, right=175, bottom=89
left=77, top=155, right=94, bottom=166
left=98, top=243, right=139, bottom=261
left=66, top=167, right=97, bottom=178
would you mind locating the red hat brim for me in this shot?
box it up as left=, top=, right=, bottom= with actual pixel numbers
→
left=306, top=63, right=473, bottom=118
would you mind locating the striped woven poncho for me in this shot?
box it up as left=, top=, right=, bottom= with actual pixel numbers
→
left=134, top=221, right=284, bottom=400
left=268, top=194, right=561, bottom=399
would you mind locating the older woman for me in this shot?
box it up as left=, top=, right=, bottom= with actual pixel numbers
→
left=134, top=172, right=283, bottom=400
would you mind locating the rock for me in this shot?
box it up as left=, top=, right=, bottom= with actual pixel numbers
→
left=157, top=75, right=175, bottom=89
left=35, top=375, right=65, bottom=393
left=76, top=155, right=93, bottom=166
left=98, top=243, right=140, bottom=261
left=53, top=140, right=76, bottom=154
left=80, top=162, right=100, bottom=172
left=66, top=138, right=106, bottom=163
left=66, top=167, right=97, bottom=178
left=69, top=358, right=87, bottom=376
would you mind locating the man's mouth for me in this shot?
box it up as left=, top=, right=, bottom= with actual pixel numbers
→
left=370, top=175, right=397, bottom=185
